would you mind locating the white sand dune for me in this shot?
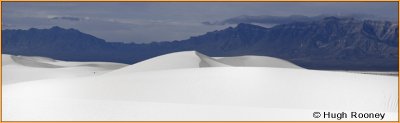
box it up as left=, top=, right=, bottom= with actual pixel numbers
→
left=2, top=51, right=398, bottom=121
left=215, top=56, right=302, bottom=68
left=5, top=55, right=127, bottom=69
left=107, top=51, right=302, bottom=75
left=2, top=54, right=14, bottom=66
left=106, top=51, right=229, bottom=74
left=3, top=67, right=398, bottom=121
left=2, top=54, right=127, bottom=84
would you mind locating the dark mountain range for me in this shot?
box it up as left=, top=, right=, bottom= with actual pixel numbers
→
left=2, top=17, right=398, bottom=71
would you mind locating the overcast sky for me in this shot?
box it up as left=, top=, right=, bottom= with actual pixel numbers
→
left=3, top=2, right=398, bottom=43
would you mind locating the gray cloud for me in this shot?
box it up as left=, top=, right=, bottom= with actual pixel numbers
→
left=49, top=16, right=88, bottom=21
left=202, top=14, right=396, bottom=26
left=2, top=24, right=15, bottom=28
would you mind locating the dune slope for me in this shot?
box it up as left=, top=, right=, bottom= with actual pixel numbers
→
left=2, top=54, right=127, bottom=84
left=106, top=51, right=229, bottom=74
left=2, top=51, right=398, bottom=121
left=215, top=56, right=302, bottom=68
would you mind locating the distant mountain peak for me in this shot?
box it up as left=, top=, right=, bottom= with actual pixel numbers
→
left=323, top=16, right=340, bottom=21
left=321, top=16, right=357, bottom=23
left=2, top=17, right=398, bottom=70
left=26, top=26, right=70, bottom=32
left=50, top=26, right=64, bottom=30
left=49, top=26, right=80, bottom=32
left=46, top=26, right=72, bottom=32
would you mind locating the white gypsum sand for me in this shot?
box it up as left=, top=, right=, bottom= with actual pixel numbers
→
left=2, top=54, right=127, bottom=84
left=214, top=55, right=302, bottom=68
left=2, top=51, right=398, bottom=121
left=105, top=51, right=230, bottom=75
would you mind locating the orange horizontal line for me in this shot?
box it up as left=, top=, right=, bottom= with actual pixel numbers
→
left=2, top=119, right=400, bottom=122
left=1, top=0, right=399, bottom=2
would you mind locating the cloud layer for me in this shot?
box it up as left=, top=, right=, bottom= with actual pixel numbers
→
left=49, top=16, right=89, bottom=21
left=202, top=14, right=396, bottom=26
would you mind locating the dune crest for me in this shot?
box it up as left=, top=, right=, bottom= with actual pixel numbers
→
left=2, top=54, right=127, bottom=84
left=215, top=56, right=302, bottom=68
left=106, top=51, right=230, bottom=75
left=106, top=51, right=303, bottom=75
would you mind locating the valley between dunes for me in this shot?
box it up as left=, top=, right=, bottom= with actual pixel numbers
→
left=2, top=51, right=398, bottom=121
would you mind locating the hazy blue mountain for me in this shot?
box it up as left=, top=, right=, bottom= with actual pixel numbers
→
left=3, top=26, right=121, bottom=62
left=3, top=17, right=398, bottom=70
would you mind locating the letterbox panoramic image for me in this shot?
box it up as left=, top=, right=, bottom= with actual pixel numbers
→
left=1, top=2, right=399, bottom=121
